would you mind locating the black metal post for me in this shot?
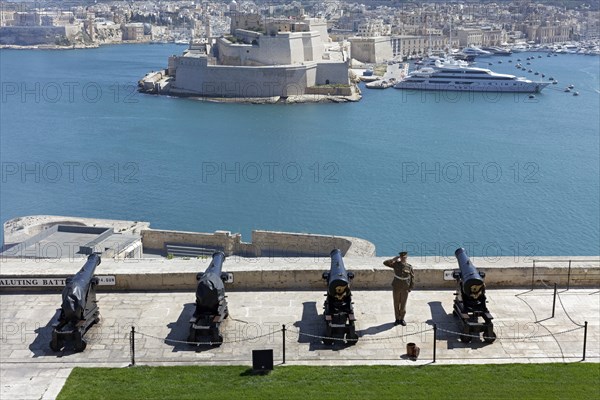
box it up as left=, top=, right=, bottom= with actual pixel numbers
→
left=130, top=326, right=136, bottom=366
left=433, top=324, right=437, bottom=363
left=567, top=260, right=572, bottom=291
left=531, top=260, right=536, bottom=290
left=552, top=283, right=557, bottom=318
left=582, top=321, right=588, bottom=361
left=282, top=324, right=286, bottom=365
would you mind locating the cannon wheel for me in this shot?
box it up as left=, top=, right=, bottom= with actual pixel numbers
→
left=50, top=335, right=62, bottom=352
left=484, top=331, right=497, bottom=344
left=346, top=323, right=358, bottom=345
left=345, top=333, right=358, bottom=345
left=72, top=330, right=87, bottom=352
left=323, top=324, right=334, bottom=345
left=74, top=338, right=87, bottom=352
left=187, top=329, right=197, bottom=344
left=460, top=334, right=472, bottom=343
left=211, top=333, right=223, bottom=347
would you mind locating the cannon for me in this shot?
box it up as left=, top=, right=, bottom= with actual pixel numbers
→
left=50, top=254, right=101, bottom=352
left=321, top=249, right=358, bottom=345
left=452, top=248, right=496, bottom=343
left=188, top=252, right=229, bottom=346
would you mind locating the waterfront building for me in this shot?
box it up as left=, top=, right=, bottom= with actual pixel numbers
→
left=456, top=28, right=483, bottom=47
left=122, top=22, right=150, bottom=42
left=391, top=35, right=427, bottom=59
left=349, top=36, right=393, bottom=63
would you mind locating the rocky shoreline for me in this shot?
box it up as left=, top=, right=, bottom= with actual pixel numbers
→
left=172, top=90, right=362, bottom=104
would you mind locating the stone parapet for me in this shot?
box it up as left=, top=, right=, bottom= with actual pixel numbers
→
left=1, top=256, right=597, bottom=292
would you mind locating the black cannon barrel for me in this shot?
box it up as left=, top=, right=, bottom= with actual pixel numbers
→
left=454, top=248, right=485, bottom=298
left=204, top=251, right=225, bottom=276
left=327, top=249, right=353, bottom=299
left=195, top=252, right=226, bottom=312
left=61, top=254, right=101, bottom=321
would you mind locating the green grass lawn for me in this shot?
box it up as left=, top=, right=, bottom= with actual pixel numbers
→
left=58, top=363, right=600, bottom=399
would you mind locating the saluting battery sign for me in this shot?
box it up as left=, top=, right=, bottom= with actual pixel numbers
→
left=0, top=276, right=116, bottom=287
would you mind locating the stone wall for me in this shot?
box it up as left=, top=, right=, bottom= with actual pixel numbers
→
left=140, top=228, right=375, bottom=258
left=305, top=85, right=353, bottom=96
left=1, top=257, right=597, bottom=292
left=315, top=61, right=350, bottom=85
left=349, top=36, right=393, bottom=63
left=141, top=229, right=240, bottom=254
left=249, top=230, right=353, bottom=257
left=0, top=25, right=79, bottom=45
left=171, top=56, right=319, bottom=97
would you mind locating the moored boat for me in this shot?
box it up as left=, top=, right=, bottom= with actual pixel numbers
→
left=394, top=61, right=550, bottom=93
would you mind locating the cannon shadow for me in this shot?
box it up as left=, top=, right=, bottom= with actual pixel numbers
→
left=30, top=309, right=102, bottom=357
left=29, top=309, right=60, bottom=357
left=166, top=303, right=215, bottom=353
left=427, top=301, right=493, bottom=349
left=356, top=322, right=395, bottom=337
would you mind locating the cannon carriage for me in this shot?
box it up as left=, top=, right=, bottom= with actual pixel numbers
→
left=321, top=249, right=358, bottom=345
left=50, top=254, right=101, bottom=352
left=188, top=252, right=230, bottom=346
left=452, top=248, right=496, bottom=343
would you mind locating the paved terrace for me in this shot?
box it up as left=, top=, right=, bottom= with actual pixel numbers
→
left=0, top=256, right=599, bottom=399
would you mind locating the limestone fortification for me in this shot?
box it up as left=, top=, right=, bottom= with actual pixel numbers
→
left=139, top=15, right=361, bottom=102
left=1, top=215, right=598, bottom=291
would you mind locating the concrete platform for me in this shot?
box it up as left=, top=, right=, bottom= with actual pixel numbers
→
left=1, top=288, right=599, bottom=399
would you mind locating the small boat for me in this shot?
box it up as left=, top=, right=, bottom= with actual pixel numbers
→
left=365, top=78, right=396, bottom=89
left=482, top=46, right=512, bottom=56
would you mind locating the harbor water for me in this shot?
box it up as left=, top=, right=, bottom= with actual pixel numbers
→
left=0, top=44, right=598, bottom=257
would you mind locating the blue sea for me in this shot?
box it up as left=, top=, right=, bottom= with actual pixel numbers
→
left=1, top=44, right=599, bottom=257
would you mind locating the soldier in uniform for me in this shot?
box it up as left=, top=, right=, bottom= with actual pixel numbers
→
left=383, top=251, right=414, bottom=326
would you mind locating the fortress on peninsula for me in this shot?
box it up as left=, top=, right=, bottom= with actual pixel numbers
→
left=139, top=13, right=359, bottom=102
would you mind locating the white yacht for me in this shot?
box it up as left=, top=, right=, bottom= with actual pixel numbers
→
left=394, top=61, right=550, bottom=93
left=460, top=46, right=493, bottom=57
left=511, top=43, right=529, bottom=52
